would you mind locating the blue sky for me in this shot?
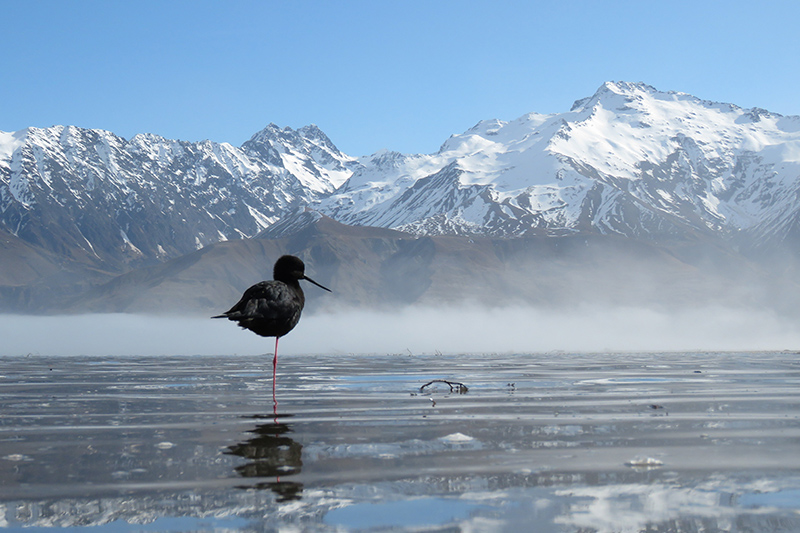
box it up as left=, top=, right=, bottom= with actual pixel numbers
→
left=4, top=1, right=799, bottom=156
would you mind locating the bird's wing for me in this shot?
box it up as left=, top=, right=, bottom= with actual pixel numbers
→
left=223, top=281, right=299, bottom=321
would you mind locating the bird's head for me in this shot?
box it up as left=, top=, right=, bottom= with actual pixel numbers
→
left=274, top=255, right=332, bottom=292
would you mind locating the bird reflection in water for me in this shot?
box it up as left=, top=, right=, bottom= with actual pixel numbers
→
left=226, top=414, right=303, bottom=501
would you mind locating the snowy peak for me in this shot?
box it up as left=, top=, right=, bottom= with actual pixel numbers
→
left=315, top=82, right=800, bottom=248
left=298, top=124, right=338, bottom=150
left=568, top=81, right=716, bottom=116
left=5, top=81, right=800, bottom=285
left=571, top=81, right=659, bottom=111
left=0, top=122, right=358, bottom=272
left=244, top=123, right=343, bottom=163
left=243, top=123, right=357, bottom=192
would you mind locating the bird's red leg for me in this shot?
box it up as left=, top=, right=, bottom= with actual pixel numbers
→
left=272, top=336, right=279, bottom=414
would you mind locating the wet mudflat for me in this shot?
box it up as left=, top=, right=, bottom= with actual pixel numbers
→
left=1, top=352, right=800, bottom=531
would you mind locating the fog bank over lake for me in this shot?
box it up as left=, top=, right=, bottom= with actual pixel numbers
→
left=2, top=304, right=798, bottom=356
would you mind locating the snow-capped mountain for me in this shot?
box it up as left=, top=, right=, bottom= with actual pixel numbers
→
left=4, top=81, right=800, bottom=313
left=0, top=123, right=356, bottom=270
left=4, top=81, right=800, bottom=274
left=317, top=82, right=800, bottom=249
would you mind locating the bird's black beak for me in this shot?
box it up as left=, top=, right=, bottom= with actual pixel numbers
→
left=303, top=276, right=332, bottom=292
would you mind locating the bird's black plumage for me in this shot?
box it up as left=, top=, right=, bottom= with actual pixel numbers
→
left=213, top=255, right=331, bottom=338
left=213, top=255, right=330, bottom=410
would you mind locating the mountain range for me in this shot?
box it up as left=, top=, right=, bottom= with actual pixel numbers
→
left=2, top=81, right=800, bottom=314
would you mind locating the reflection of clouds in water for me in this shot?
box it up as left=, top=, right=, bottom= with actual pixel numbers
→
left=740, top=488, right=800, bottom=509
left=553, top=484, right=730, bottom=532
left=5, top=477, right=800, bottom=531
left=317, top=478, right=800, bottom=532
left=3, top=304, right=800, bottom=356
left=323, top=498, right=483, bottom=530
left=544, top=479, right=800, bottom=533
left=446, top=479, right=800, bottom=533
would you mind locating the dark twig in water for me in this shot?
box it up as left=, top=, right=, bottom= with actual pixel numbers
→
left=419, top=379, right=469, bottom=394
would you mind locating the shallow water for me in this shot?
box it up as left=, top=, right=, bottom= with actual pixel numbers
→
left=1, top=352, right=800, bottom=531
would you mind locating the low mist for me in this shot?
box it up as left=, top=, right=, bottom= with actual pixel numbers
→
left=1, top=304, right=799, bottom=357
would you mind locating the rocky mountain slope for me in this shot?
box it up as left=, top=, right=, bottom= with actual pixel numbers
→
left=316, top=82, right=800, bottom=252
left=68, top=214, right=794, bottom=315
left=3, top=81, right=800, bottom=313
left=0, top=123, right=355, bottom=273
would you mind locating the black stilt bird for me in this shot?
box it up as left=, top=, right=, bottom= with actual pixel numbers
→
left=213, top=255, right=331, bottom=390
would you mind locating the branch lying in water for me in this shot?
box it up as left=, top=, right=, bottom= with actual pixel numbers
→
left=419, top=379, right=469, bottom=394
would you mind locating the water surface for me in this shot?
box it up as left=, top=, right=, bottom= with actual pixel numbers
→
left=1, top=352, right=800, bottom=531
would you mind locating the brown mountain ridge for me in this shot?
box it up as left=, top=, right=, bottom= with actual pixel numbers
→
left=56, top=215, right=796, bottom=316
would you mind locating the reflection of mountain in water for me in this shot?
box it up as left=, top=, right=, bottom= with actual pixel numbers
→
left=5, top=471, right=800, bottom=531
left=226, top=415, right=303, bottom=501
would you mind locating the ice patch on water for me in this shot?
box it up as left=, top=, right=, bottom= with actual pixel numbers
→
left=625, top=456, right=664, bottom=468
left=3, top=454, right=32, bottom=462
left=439, top=433, right=475, bottom=443
left=305, top=434, right=482, bottom=461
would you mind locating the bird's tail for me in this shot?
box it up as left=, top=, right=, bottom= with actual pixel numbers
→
left=211, top=314, right=227, bottom=319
